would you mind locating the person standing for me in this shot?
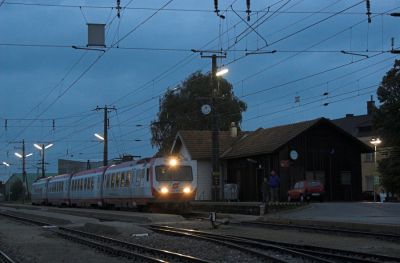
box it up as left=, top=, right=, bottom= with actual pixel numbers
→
left=261, top=177, right=269, bottom=203
left=268, top=170, right=280, bottom=202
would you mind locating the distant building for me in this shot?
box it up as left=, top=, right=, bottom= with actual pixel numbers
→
left=171, top=118, right=370, bottom=201
left=332, top=97, right=393, bottom=193
left=58, top=159, right=104, bottom=175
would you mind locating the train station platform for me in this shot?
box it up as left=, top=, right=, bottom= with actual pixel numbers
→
left=259, top=202, right=400, bottom=234
left=188, top=201, right=305, bottom=216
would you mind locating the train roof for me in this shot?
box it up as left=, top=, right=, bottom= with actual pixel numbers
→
left=106, top=160, right=138, bottom=171
left=48, top=173, right=71, bottom=180
left=72, top=167, right=106, bottom=177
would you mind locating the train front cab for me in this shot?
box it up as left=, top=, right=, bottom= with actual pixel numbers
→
left=151, top=157, right=197, bottom=201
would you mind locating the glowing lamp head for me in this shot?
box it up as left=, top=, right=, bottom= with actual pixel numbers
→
left=183, top=187, right=191, bottom=194
left=169, top=158, right=178, bottom=167
left=216, top=68, right=229, bottom=77
left=161, top=187, right=169, bottom=194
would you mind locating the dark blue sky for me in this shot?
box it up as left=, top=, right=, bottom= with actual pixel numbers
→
left=0, top=0, right=399, bottom=177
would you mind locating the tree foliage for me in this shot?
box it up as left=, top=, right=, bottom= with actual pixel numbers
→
left=373, top=59, right=400, bottom=194
left=151, top=71, right=247, bottom=154
left=10, top=179, right=23, bottom=201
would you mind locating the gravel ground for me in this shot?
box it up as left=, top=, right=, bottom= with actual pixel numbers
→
left=0, top=218, right=130, bottom=263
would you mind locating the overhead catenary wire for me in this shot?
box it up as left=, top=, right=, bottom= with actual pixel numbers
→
left=2, top=1, right=392, bottom=16
left=3, top=1, right=400, bottom=167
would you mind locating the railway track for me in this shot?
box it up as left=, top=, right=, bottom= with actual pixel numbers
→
left=238, top=221, right=400, bottom=241
left=149, top=225, right=400, bottom=263
left=0, top=250, right=16, bottom=263
left=0, top=211, right=211, bottom=263
left=149, top=225, right=333, bottom=263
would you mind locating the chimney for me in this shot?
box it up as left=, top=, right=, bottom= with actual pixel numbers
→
left=367, top=95, right=376, bottom=115
left=230, top=122, right=238, bottom=137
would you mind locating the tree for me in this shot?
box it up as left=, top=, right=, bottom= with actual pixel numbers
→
left=373, top=59, right=400, bottom=195
left=10, top=179, right=24, bottom=201
left=151, top=71, right=247, bottom=154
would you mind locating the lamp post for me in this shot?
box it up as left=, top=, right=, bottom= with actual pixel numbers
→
left=33, top=143, right=53, bottom=179
left=370, top=138, right=382, bottom=202
left=15, top=143, right=33, bottom=203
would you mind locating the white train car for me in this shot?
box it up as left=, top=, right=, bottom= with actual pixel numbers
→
left=31, top=177, right=50, bottom=205
left=69, top=167, right=105, bottom=207
left=47, top=174, right=72, bottom=206
left=102, top=160, right=150, bottom=208
left=31, top=156, right=198, bottom=209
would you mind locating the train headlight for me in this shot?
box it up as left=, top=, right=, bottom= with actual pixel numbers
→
left=169, top=158, right=178, bottom=167
left=183, top=187, right=191, bottom=194
left=161, top=187, right=169, bottom=194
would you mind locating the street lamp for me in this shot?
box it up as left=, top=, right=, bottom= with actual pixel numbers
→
left=33, top=143, right=53, bottom=179
left=370, top=138, right=382, bottom=202
left=216, top=67, right=229, bottom=77
left=2, top=161, right=10, bottom=167
left=94, top=133, right=104, bottom=141
left=15, top=151, right=33, bottom=202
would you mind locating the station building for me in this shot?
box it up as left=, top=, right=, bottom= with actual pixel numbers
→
left=171, top=118, right=371, bottom=202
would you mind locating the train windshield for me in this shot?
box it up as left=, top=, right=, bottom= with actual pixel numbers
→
left=155, top=165, right=193, bottom=181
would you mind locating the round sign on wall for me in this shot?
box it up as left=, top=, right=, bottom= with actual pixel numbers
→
left=290, top=150, right=298, bottom=160
left=201, top=104, right=211, bottom=115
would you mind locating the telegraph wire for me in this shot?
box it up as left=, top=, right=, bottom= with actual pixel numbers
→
left=4, top=0, right=174, bottom=146
left=2, top=1, right=390, bottom=16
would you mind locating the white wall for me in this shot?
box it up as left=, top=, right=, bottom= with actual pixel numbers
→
left=196, top=160, right=212, bottom=200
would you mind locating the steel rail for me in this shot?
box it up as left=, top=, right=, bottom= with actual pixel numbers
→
left=233, top=236, right=400, bottom=263
left=0, top=250, right=16, bottom=263
left=0, top=211, right=210, bottom=263
left=57, top=227, right=212, bottom=263
left=150, top=225, right=400, bottom=263
left=149, top=225, right=328, bottom=263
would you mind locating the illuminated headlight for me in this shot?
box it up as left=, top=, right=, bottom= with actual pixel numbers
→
left=169, top=158, right=178, bottom=166
left=161, top=187, right=169, bottom=194
left=183, top=187, right=191, bottom=194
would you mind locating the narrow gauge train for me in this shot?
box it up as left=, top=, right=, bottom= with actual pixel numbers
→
left=31, top=157, right=197, bottom=208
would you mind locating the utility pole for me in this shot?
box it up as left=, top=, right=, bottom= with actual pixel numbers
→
left=95, top=105, right=116, bottom=166
left=193, top=50, right=227, bottom=201
left=11, top=139, right=30, bottom=203
left=41, top=144, right=45, bottom=178
left=22, top=139, right=27, bottom=202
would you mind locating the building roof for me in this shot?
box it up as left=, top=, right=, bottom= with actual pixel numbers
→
left=331, top=114, right=374, bottom=138
left=221, top=118, right=322, bottom=159
left=172, top=118, right=372, bottom=161
left=172, top=130, right=244, bottom=159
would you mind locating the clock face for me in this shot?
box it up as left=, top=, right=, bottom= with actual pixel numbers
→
left=201, top=104, right=211, bottom=115
left=290, top=150, right=298, bottom=160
